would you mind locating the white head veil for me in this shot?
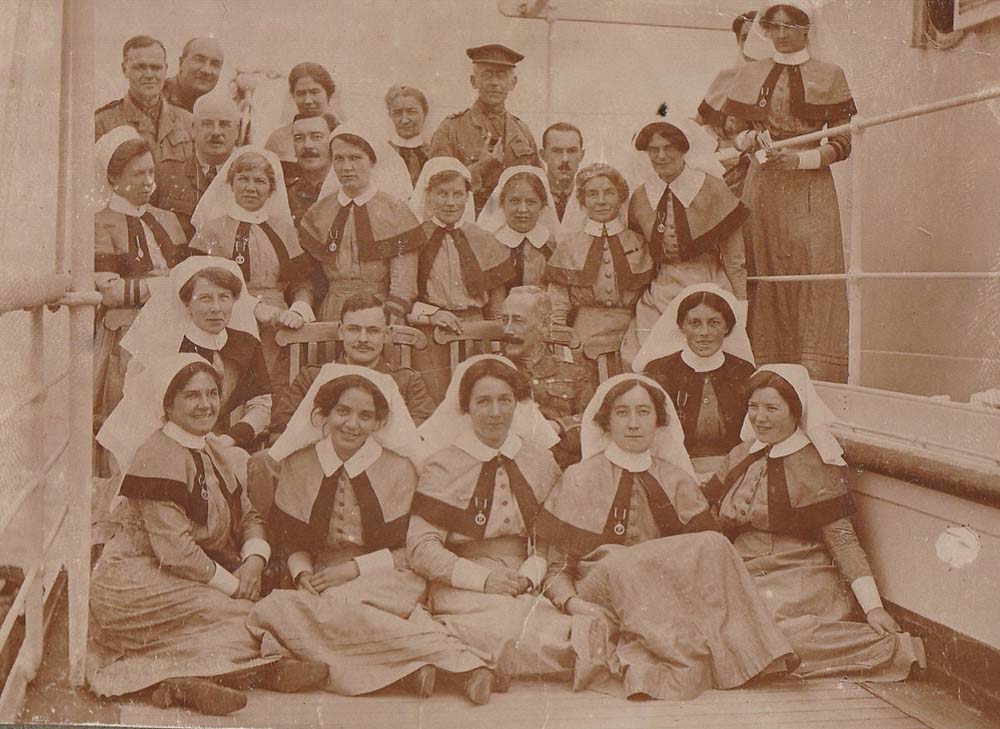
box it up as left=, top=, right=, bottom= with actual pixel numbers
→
left=740, top=363, right=846, bottom=466
left=743, top=0, right=832, bottom=62
left=632, top=283, right=755, bottom=373
left=317, top=121, right=414, bottom=202
left=190, top=145, right=292, bottom=231
left=581, top=373, right=695, bottom=477
left=97, top=352, right=208, bottom=472
left=408, top=157, right=476, bottom=225
left=417, top=354, right=559, bottom=458
left=268, top=362, right=423, bottom=466
left=120, top=255, right=260, bottom=361
left=629, top=111, right=727, bottom=188
left=476, top=165, right=560, bottom=242
left=95, top=125, right=146, bottom=207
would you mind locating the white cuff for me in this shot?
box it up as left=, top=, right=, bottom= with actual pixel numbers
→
left=354, top=548, right=395, bottom=576
left=287, top=551, right=314, bottom=581
left=797, top=149, right=822, bottom=170
left=288, top=300, right=316, bottom=323
left=208, top=562, right=240, bottom=596
left=518, top=554, right=548, bottom=589
left=451, top=558, right=491, bottom=592
left=734, top=130, right=756, bottom=152
left=241, top=537, right=271, bottom=565
left=409, top=301, right=440, bottom=320
left=851, top=575, right=884, bottom=614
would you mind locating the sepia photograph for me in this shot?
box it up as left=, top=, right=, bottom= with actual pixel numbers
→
left=0, top=0, right=998, bottom=727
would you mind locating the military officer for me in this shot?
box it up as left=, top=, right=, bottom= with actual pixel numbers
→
left=162, top=37, right=225, bottom=113
left=285, top=112, right=338, bottom=226
left=501, top=285, right=595, bottom=468
left=429, top=44, right=540, bottom=214
left=153, top=92, right=239, bottom=237
left=95, top=35, right=194, bottom=168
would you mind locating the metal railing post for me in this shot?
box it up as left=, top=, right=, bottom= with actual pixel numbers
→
left=63, top=0, right=96, bottom=688
left=847, top=126, right=865, bottom=385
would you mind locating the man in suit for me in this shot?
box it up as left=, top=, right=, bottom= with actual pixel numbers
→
left=95, top=35, right=193, bottom=167
left=153, top=92, right=240, bottom=238
left=162, top=37, right=224, bottom=113
left=541, top=122, right=585, bottom=229
left=429, top=44, right=539, bottom=214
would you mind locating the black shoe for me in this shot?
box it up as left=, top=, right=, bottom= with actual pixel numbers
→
left=151, top=677, right=247, bottom=716
left=463, top=667, right=493, bottom=705
left=400, top=665, right=436, bottom=698
left=493, top=671, right=511, bottom=693
left=259, top=659, right=329, bottom=693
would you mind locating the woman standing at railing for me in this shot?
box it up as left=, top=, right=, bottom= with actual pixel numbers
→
left=723, top=1, right=855, bottom=383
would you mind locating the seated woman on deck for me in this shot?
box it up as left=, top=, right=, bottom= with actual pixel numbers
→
left=536, top=373, right=794, bottom=700
left=544, top=163, right=652, bottom=370
left=189, top=146, right=321, bottom=395
left=632, top=283, right=756, bottom=477
left=298, top=123, right=423, bottom=324
left=476, top=165, right=560, bottom=290
left=93, top=126, right=190, bottom=438
left=89, top=354, right=327, bottom=716
left=407, top=355, right=606, bottom=703
left=245, top=364, right=488, bottom=700
left=407, top=160, right=516, bottom=402
left=704, top=364, right=925, bottom=680
left=118, top=256, right=271, bottom=456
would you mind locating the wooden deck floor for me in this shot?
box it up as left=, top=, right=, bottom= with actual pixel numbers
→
left=17, top=591, right=1000, bottom=729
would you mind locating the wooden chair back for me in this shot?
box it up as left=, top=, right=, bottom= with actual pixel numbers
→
left=582, top=332, right=625, bottom=383
left=275, top=322, right=428, bottom=384
left=432, top=320, right=583, bottom=373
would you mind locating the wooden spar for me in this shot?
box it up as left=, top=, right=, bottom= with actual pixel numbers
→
left=847, top=126, right=865, bottom=385
left=62, top=0, right=97, bottom=688
left=718, top=84, right=1000, bottom=161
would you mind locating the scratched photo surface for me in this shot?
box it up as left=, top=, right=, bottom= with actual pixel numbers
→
left=2, top=1, right=1000, bottom=728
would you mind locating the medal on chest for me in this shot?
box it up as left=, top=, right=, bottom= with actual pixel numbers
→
left=197, top=470, right=209, bottom=501
left=612, top=506, right=627, bottom=536
left=473, top=496, right=488, bottom=526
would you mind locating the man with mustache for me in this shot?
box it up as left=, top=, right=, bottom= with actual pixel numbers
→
left=154, top=92, right=240, bottom=238
left=502, top=285, right=594, bottom=468
left=429, top=44, right=539, bottom=214
left=96, top=35, right=194, bottom=168
left=540, top=122, right=585, bottom=228
left=163, top=37, right=224, bottom=113
left=285, top=112, right=338, bottom=226
left=247, top=292, right=434, bottom=517
left=265, top=62, right=339, bottom=178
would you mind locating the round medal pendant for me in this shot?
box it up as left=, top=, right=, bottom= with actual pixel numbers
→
left=656, top=223, right=666, bottom=233
left=136, top=248, right=144, bottom=260
left=328, top=242, right=338, bottom=253
left=613, top=522, right=626, bottom=536
left=200, top=487, right=209, bottom=500
left=758, top=98, right=768, bottom=108
left=474, top=512, right=487, bottom=526
left=235, top=254, right=245, bottom=265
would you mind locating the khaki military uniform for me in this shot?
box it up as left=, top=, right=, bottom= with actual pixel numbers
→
left=285, top=173, right=325, bottom=227
left=429, top=100, right=539, bottom=213
left=162, top=76, right=198, bottom=113
left=95, top=94, right=194, bottom=168
left=153, top=154, right=213, bottom=238
left=518, top=351, right=594, bottom=469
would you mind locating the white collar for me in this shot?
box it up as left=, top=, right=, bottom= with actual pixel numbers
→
left=109, top=193, right=148, bottom=217
left=454, top=429, right=523, bottom=462
left=162, top=421, right=207, bottom=450
left=605, top=442, right=652, bottom=473
left=196, top=151, right=228, bottom=173
left=495, top=223, right=550, bottom=250
left=337, top=185, right=378, bottom=207
left=773, top=48, right=810, bottom=66
left=643, top=165, right=705, bottom=210
left=184, top=320, right=228, bottom=351
left=315, top=436, right=383, bottom=478
left=748, top=428, right=811, bottom=458
left=583, top=217, right=624, bottom=237
left=431, top=216, right=462, bottom=230
left=390, top=132, right=424, bottom=149
left=681, top=347, right=725, bottom=373
left=228, top=202, right=270, bottom=225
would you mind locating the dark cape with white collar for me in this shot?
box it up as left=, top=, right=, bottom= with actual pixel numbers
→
left=722, top=57, right=856, bottom=123
left=537, top=451, right=714, bottom=558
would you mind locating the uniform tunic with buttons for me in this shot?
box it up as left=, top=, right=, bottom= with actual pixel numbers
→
left=516, top=351, right=594, bottom=469
left=89, top=425, right=278, bottom=697
left=95, top=94, right=195, bottom=168
left=406, top=432, right=591, bottom=677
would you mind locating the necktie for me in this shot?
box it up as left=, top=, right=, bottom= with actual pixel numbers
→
left=206, top=165, right=218, bottom=187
